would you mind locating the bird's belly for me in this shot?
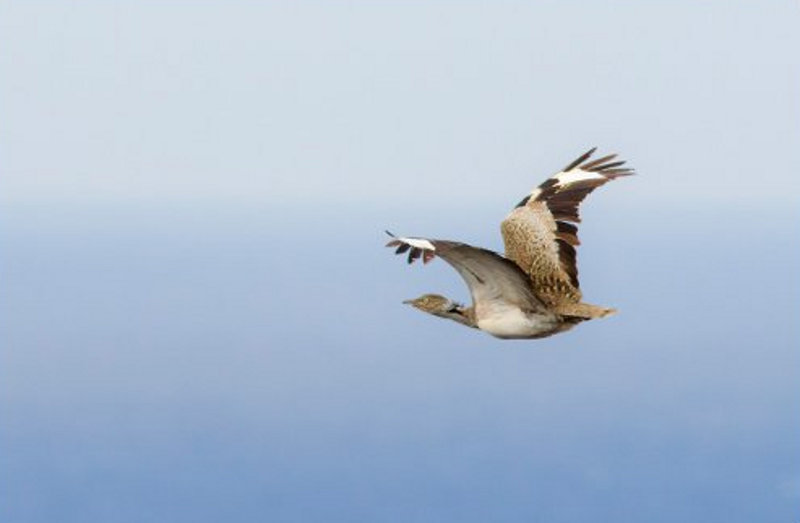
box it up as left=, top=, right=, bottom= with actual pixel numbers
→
left=476, top=306, right=562, bottom=340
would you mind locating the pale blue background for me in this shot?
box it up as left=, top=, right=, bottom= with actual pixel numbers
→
left=2, top=2, right=799, bottom=522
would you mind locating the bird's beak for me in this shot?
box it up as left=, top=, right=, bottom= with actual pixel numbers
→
left=402, top=299, right=413, bottom=305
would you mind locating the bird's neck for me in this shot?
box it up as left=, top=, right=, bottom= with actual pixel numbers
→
left=435, top=306, right=477, bottom=328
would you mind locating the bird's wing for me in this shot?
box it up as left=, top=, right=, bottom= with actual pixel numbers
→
left=385, top=233, right=546, bottom=313
left=500, top=148, right=634, bottom=306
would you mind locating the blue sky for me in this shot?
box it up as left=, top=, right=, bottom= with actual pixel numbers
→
left=2, top=2, right=799, bottom=522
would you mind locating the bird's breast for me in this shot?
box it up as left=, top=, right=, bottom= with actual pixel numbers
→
left=476, top=305, right=563, bottom=340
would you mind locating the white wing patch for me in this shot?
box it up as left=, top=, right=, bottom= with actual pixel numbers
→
left=554, top=169, right=606, bottom=187
left=385, top=232, right=437, bottom=264
left=399, top=237, right=435, bottom=250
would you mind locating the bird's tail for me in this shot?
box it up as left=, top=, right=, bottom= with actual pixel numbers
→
left=556, top=302, right=617, bottom=320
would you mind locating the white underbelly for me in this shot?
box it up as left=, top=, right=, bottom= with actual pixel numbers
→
left=476, top=306, right=561, bottom=340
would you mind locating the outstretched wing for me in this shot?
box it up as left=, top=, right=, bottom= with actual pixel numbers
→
left=385, top=233, right=546, bottom=313
left=501, top=148, right=634, bottom=306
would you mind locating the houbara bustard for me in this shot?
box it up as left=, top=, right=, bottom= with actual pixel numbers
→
left=386, top=148, right=633, bottom=340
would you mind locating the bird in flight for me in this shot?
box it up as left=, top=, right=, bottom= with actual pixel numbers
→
left=385, top=147, right=634, bottom=340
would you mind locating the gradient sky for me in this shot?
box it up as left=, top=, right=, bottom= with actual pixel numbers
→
left=2, top=2, right=799, bottom=522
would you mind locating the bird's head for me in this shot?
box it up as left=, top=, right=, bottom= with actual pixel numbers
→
left=402, top=294, right=475, bottom=327
left=403, top=293, right=453, bottom=313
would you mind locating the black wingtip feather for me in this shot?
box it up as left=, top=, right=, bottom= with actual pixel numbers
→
left=590, top=160, right=627, bottom=172
left=563, top=147, right=597, bottom=172
left=602, top=167, right=636, bottom=178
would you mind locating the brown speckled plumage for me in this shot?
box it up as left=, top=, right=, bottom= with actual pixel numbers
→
left=502, top=201, right=582, bottom=307
left=502, top=148, right=633, bottom=313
